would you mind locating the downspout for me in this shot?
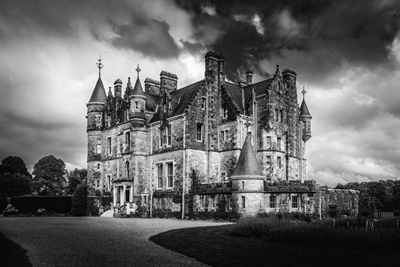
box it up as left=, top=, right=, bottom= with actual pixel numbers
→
left=182, top=115, right=186, bottom=219
left=150, top=126, right=153, bottom=218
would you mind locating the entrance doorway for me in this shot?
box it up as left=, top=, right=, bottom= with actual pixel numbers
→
left=125, top=189, right=130, bottom=203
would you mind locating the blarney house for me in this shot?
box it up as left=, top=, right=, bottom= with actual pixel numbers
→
left=86, top=52, right=358, bottom=217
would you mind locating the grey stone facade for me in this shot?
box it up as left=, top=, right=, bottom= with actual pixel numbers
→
left=86, top=52, right=358, bottom=217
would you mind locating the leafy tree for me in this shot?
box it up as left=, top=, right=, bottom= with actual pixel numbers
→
left=0, top=173, right=31, bottom=211
left=67, top=168, right=87, bottom=195
left=1, top=156, right=32, bottom=178
left=32, top=155, right=67, bottom=196
left=72, top=184, right=88, bottom=216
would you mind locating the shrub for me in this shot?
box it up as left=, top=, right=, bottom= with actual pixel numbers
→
left=71, top=185, right=88, bottom=216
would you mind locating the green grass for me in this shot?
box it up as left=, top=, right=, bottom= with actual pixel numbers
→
left=232, top=217, right=400, bottom=251
left=150, top=224, right=400, bottom=267
left=0, top=231, right=31, bottom=267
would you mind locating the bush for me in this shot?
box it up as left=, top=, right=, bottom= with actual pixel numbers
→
left=71, top=185, right=88, bottom=216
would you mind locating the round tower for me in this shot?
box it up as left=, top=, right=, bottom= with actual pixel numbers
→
left=87, top=57, right=107, bottom=194
left=231, top=134, right=265, bottom=216
left=300, top=88, right=312, bottom=142
left=129, top=65, right=147, bottom=128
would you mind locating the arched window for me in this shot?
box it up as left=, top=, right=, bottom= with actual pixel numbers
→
left=125, top=161, right=130, bottom=178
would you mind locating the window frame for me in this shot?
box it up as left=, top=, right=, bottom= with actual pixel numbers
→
left=166, top=162, right=173, bottom=188
left=107, top=137, right=112, bottom=155
left=292, top=195, right=299, bottom=209
left=201, top=97, right=206, bottom=110
left=157, top=164, right=163, bottom=189
left=277, top=137, right=281, bottom=150
left=269, top=195, right=276, bottom=208
left=196, top=123, right=203, bottom=142
left=241, top=196, right=246, bottom=210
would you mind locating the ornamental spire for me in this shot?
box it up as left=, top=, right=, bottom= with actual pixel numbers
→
left=96, top=55, right=104, bottom=77
left=136, top=64, right=141, bottom=78
left=301, top=86, right=306, bottom=100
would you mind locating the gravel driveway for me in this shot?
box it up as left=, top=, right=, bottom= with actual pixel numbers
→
left=0, top=217, right=231, bottom=267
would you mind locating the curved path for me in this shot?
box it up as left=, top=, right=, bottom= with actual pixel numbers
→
left=0, top=217, right=230, bottom=267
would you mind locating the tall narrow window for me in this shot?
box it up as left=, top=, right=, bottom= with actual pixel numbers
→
left=167, top=163, right=173, bottom=188
left=280, top=110, right=283, bottom=122
left=96, top=144, right=101, bottom=154
left=269, top=195, right=276, bottom=208
left=242, top=181, right=245, bottom=189
left=125, top=131, right=130, bottom=151
left=277, top=137, right=281, bottom=150
left=292, top=196, right=299, bottom=208
left=223, top=107, right=228, bottom=119
left=107, top=137, right=112, bottom=155
left=275, top=108, right=279, bottom=121
left=267, top=156, right=271, bottom=168
left=266, top=136, right=271, bottom=149
left=107, top=175, right=111, bottom=191
left=125, top=161, right=130, bottom=178
left=220, top=131, right=224, bottom=142
left=221, top=172, right=226, bottom=181
left=277, top=157, right=281, bottom=168
left=211, top=196, right=216, bottom=209
left=201, top=97, right=206, bottom=110
left=167, top=126, right=172, bottom=146
left=241, top=196, right=246, bottom=209
left=159, top=128, right=163, bottom=147
left=228, top=196, right=232, bottom=210
left=157, top=164, right=163, bottom=189
left=196, top=124, right=203, bottom=141
left=162, top=127, right=167, bottom=146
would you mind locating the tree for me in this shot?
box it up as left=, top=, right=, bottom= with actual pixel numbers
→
left=32, top=155, right=67, bottom=196
left=72, top=184, right=88, bottom=216
left=67, top=168, right=87, bottom=195
left=1, top=156, right=32, bottom=178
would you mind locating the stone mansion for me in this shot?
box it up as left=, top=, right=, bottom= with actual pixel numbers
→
left=86, top=52, right=358, bottom=217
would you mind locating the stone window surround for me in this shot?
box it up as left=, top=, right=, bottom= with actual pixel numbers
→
left=107, top=136, right=112, bottom=156
left=196, top=123, right=203, bottom=142
left=155, top=161, right=175, bottom=190
left=292, top=195, right=299, bottom=209
left=124, top=130, right=131, bottom=151
left=241, top=196, right=246, bottom=210
left=159, top=126, right=172, bottom=148
left=220, top=129, right=229, bottom=142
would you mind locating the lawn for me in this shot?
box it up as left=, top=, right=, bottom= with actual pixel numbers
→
left=0, top=232, right=31, bottom=267
left=150, top=223, right=400, bottom=267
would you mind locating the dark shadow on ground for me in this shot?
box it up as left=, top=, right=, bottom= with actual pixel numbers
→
left=150, top=224, right=400, bottom=267
left=0, top=231, right=32, bottom=267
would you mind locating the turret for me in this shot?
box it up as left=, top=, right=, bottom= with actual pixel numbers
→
left=300, top=87, right=312, bottom=142
left=129, top=65, right=146, bottom=127
left=114, top=78, right=122, bottom=98
left=231, top=134, right=264, bottom=215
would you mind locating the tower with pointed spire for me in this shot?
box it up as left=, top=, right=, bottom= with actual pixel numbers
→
left=84, top=52, right=358, bottom=218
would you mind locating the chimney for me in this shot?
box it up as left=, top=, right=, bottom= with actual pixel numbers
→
left=246, top=71, right=253, bottom=85
left=113, top=78, right=122, bottom=98
left=144, top=78, right=160, bottom=96
left=237, top=77, right=246, bottom=87
left=160, top=71, right=178, bottom=94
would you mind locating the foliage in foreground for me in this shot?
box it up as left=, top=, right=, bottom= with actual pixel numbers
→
left=232, top=216, right=400, bottom=251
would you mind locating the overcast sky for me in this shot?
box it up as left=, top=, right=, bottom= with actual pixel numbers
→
left=1, top=0, right=400, bottom=187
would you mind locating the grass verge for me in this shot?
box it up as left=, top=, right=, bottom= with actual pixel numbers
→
left=0, top=231, right=32, bottom=267
left=150, top=224, right=400, bottom=267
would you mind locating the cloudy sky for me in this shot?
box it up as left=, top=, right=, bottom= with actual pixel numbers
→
left=1, top=0, right=400, bottom=187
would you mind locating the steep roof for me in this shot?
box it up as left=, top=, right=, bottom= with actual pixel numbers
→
left=243, top=78, right=274, bottom=103
left=131, top=77, right=145, bottom=97
left=145, top=93, right=158, bottom=112
left=149, top=80, right=203, bottom=123
left=300, top=99, right=311, bottom=117
left=231, top=134, right=264, bottom=179
left=224, top=82, right=244, bottom=112
left=88, top=77, right=107, bottom=103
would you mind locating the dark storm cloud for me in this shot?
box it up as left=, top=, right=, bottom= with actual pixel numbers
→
left=0, top=0, right=181, bottom=59
left=111, top=18, right=179, bottom=58
left=175, top=0, right=400, bottom=82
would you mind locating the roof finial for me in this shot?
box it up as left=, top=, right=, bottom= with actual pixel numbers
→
left=96, top=55, right=104, bottom=77
left=301, top=86, right=306, bottom=100
left=136, top=64, right=141, bottom=78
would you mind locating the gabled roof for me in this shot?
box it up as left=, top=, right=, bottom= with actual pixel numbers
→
left=224, top=82, right=244, bottom=112
left=145, top=93, right=158, bottom=112
left=131, top=77, right=145, bottom=97
left=300, top=99, right=311, bottom=117
left=88, top=77, right=107, bottom=103
left=243, top=78, right=274, bottom=103
left=231, top=134, right=264, bottom=179
left=149, top=80, right=203, bottom=123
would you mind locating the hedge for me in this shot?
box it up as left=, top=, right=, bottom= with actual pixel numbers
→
left=10, top=196, right=72, bottom=214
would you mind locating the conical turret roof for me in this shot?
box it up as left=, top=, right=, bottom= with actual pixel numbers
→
left=88, top=77, right=107, bottom=103
left=300, top=99, right=311, bottom=117
left=231, top=134, right=264, bottom=179
left=131, top=77, right=145, bottom=96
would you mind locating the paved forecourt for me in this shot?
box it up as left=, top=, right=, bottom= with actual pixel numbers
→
left=0, top=217, right=231, bottom=267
